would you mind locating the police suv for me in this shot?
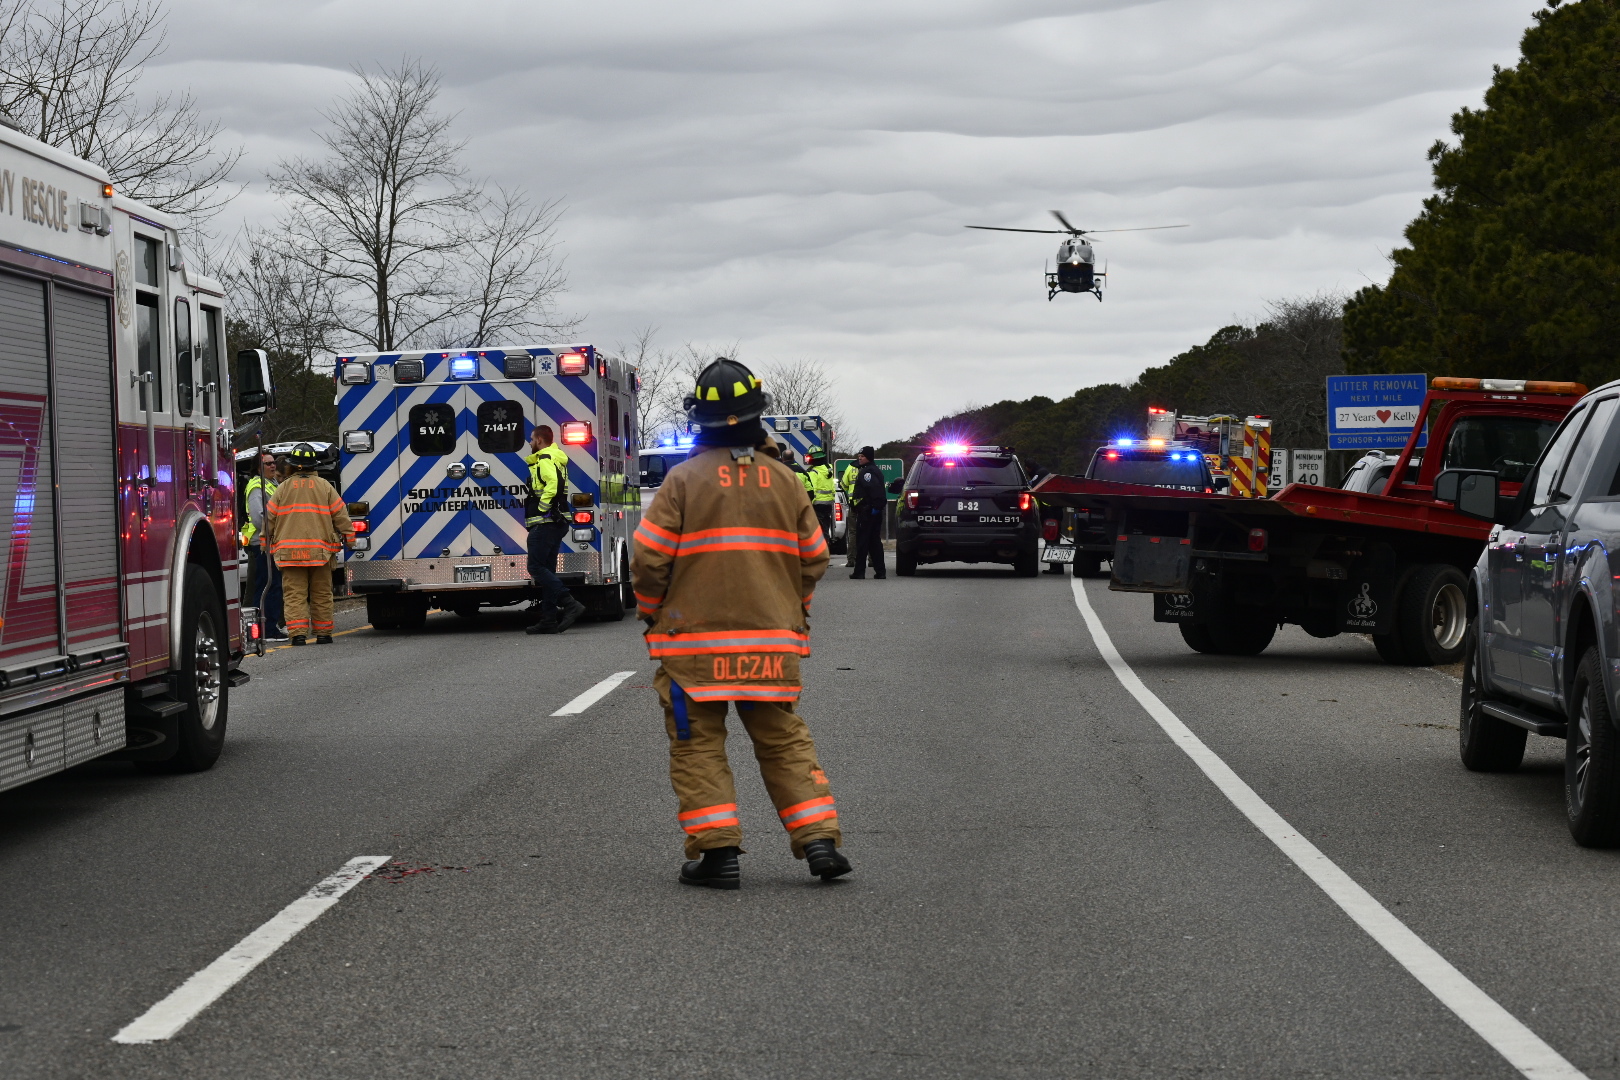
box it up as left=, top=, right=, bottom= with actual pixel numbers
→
left=894, top=444, right=1042, bottom=576
left=335, top=345, right=639, bottom=629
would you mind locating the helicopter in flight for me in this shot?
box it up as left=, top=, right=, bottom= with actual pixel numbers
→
left=966, top=211, right=1188, bottom=301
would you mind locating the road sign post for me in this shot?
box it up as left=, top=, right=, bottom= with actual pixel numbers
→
left=835, top=458, right=905, bottom=540
left=1326, top=374, right=1428, bottom=451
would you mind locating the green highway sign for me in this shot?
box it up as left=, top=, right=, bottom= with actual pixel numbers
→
left=835, top=458, right=905, bottom=501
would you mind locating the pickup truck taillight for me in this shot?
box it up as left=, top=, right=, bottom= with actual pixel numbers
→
left=1248, top=528, right=1268, bottom=552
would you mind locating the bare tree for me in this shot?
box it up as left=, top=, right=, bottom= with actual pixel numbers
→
left=0, top=0, right=240, bottom=221
left=270, top=59, right=571, bottom=352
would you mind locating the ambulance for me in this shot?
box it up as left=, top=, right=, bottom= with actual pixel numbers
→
left=335, top=345, right=640, bottom=629
left=0, top=118, right=254, bottom=791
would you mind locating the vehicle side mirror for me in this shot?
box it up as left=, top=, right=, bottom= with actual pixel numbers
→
left=1435, top=468, right=1500, bottom=521
left=237, top=349, right=275, bottom=416
left=887, top=478, right=902, bottom=494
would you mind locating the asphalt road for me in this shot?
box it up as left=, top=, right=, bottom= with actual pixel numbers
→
left=1, top=564, right=1616, bottom=1078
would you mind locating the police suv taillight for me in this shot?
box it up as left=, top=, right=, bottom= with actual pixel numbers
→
left=1018, top=493, right=1033, bottom=512
left=339, top=361, right=371, bottom=385
left=561, top=421, right=591, bottom=445
left=557, top=351, right=589, bottom=375
left=906, top=491, right=918, bottom=509
left=343, top=430, right=373, bottom=453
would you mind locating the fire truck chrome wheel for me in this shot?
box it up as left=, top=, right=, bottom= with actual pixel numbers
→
left=193, top=608, right=222, bottom=731
left=1430, top=582, right=1466, bottom=653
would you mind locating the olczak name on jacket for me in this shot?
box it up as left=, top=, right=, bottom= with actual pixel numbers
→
left=264, top=473, right=354, bottom=567
left=631, top=445, right=830, bottom=704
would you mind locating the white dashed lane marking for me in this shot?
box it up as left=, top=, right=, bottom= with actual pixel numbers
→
left=551, top=670, right=638, bottom=716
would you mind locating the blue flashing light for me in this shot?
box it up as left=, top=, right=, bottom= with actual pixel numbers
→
left=449, top=354, right=479, bottom=380
left=677, top=436, right=694, bottom=448
left=1115, top=438, right=1134, bottom=447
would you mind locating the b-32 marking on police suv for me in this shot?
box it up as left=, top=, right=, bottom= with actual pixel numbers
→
left=335, top=345, right=640, bottom=629
left=0, top=116, right=259, bottom=793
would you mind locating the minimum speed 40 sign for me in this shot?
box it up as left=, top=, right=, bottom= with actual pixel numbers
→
left=1292, top=449, right=1325, bottom=486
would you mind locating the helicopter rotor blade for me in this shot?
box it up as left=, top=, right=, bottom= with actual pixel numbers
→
left=1076, top=224, right=1190, bottom=234
left=965, top=225, right=1068, bottom=234
left=1050, top=210, right=1082, bottom=234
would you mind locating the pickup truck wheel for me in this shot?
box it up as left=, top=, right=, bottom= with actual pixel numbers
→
left=1396, top=564, right=1468, bottom=665
left=1179, top=622, right=1219, bottom=654
left=148, top=566, right=229, bottom=773
left=1458, top=623, right=1526, bottom=771
left=1566, top=647, right=1620, bottom=846
left=896, top=551, right=917, bottom=576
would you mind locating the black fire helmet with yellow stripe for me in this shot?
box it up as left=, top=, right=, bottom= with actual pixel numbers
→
left=684, top=357, right=770, bottom=429
left=287, top=442, right=320, bottom=469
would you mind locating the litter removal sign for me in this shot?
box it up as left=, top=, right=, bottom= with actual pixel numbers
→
left=1326, top=374, right=1428, bottom=451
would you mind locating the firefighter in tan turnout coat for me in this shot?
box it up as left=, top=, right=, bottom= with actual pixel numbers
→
left=632, top=358, right=853, bottom=889
left=264, top=443, right=353, bottom=646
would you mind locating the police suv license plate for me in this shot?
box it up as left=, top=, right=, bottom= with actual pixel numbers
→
left=454, top=564, right=493, bottom=584
left=1043, top=546, right=1077, bottom=563
left=955, top=499, right=982, bottom=512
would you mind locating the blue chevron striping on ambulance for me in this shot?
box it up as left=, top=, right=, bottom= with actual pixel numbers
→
left=760, top=415, right=832, bottom=465
left=335, top=344, right=641, bottom=628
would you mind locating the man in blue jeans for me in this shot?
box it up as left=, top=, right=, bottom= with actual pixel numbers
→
left=245, top=453, right=286, bottom=640
left=524, top=424, right=587, bottom=635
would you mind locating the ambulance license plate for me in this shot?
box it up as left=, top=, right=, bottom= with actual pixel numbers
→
left=454, top=565, right=492, bottom=584
left=1043, top=546, right=1076, bottom=563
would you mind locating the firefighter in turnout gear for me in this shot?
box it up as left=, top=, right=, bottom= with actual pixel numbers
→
left=243, top=453, right=285, bottom=640
left=264, top=443, right=352, bottom=646
left=632, top=357, right=852, bottom=889
left=804, top=448, right=837, bottom=546
left=524, top=424, right=587, bottom=635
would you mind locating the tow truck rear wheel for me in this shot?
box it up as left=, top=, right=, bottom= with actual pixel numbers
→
left=1221, top=615, right=1276, bottom=656
left=1394, top=564, right=1468, bottom=665
left=1179, top=622, right=1219, bottom=654
left=1458, top=623, right=1526, bottom=772
left=1566, top=646, right=1620, bottom=847
left=1074, top=553, right=1103, bottom=578
left=366, top=593, right=426, bottom=632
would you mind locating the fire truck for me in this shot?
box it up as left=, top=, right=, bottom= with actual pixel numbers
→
left=0, top=122, right=257, bottom=792
left=1036, top=379, right=1583, bottom=665
left=334, top=345, right=640, bottom=628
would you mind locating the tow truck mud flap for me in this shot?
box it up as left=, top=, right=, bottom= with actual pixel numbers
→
left=1337, top=547, right=1397, bottom=635
left=1154, top=592, right=1197, bottom=623
left=1111, top=534, right=1192, bottom=591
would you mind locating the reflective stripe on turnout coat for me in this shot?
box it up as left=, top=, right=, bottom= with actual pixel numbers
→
left=631, top=444, right=829, bottom=703
left=264, top=473, right=353, bottom=568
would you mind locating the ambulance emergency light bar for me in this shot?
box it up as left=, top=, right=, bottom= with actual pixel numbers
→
left=557, top=351, right=589, bottom=375
left=561, top=421, right=592, bottom=444
left=448, top=354, right=479, bottom=380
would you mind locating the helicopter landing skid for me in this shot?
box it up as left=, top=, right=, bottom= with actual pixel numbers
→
left=1046, top=271, right=1105, bottom=302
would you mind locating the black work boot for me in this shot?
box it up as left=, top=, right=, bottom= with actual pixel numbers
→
left=802, top=839, right=852, bottom=881
left=552, top=596, right=587, bottom=634
left=680, top=846, right=740, bottom=890
left=315, top=634, right=333, bottom=645
left=524, top=616, right=559, bottom=636
left=290, top=635, right=307, bottom=647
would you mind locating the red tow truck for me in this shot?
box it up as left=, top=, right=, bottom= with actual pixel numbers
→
left=1033, top=378, right=1584, bottom=664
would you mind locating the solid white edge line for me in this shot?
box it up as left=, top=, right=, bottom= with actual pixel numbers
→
left=1070, top=578, right=1585, bottom=1080
left=112, top=855, right=391, bottom=1044
left=551, top=670, right=638, bottom=716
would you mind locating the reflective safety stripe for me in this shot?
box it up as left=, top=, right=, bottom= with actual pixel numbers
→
left=684, top=685, right=801, bottom=702
left=779, top=796, right=837, bottom=830
left=634, top=519, right=679, bottom=556
left=679, top=803, right=740, bottom=834
left=646, top=628, right=809, bottom=656
left=673, top=527, right=799, bottom=556
left=634, top=590, right=663, bottom=616
left=267, top=502, right=345, bottom=514
left=800, top=531, right=827, bottom=558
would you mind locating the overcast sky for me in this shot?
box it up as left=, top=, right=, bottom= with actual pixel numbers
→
left=152, top=0, right=1538, bottom=445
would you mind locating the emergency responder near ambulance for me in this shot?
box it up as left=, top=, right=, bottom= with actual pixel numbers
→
left=524, top=423, right=587, bottom=635
left=849, top=446, right=888, bottom=579
left=242, top=451, right=286, bottom=641
left=263, top=443, right=352, bottom=646
left=804, top=448, right=837, bottom=545
left=631, top=357, right=852, bottom=889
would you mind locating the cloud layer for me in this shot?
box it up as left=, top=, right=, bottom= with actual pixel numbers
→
left=150, top=0, right=1536, bottom=443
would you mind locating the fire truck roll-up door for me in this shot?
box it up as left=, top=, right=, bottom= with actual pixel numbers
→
left=0, top=267, right=126, bottom=793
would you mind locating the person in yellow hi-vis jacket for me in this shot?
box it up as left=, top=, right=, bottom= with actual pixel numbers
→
left=631, top=357, right=851, bottom=890
left=264, top=443, right=352, bottom=646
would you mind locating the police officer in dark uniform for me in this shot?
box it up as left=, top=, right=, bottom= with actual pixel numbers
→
left=849, top=446, right=888, bottom=580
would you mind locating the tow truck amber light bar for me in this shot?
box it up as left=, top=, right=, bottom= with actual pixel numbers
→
left=1431, top=377, right=1587, bottom=396
left=561, top=421, right=591, bottom=444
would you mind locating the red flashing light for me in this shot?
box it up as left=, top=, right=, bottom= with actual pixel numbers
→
left=835, top=500, right=845, bottom=521
left=1018, top=493, right=1033, bottom=512
left=1248, top=527, right=1268, bottom=552
left=561, top=421, right=591, bottom=445
left=352, top=519, right=369, bottom=535
left=935, top=442, right=967, bottom=455
left=557, top=351, right=589, bottom=375
left=572, top=510, right=594, bottom=525
left=942, top=460, right=957, bottom=467
left=249, top=621, right=261, bottom=640
left=1105, top=451, right=1119, bottom=460
left=1147, top=407, right=1167, bottom=414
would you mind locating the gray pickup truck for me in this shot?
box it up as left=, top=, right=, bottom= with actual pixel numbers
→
left=1439, top=382, right=1620, bottom=846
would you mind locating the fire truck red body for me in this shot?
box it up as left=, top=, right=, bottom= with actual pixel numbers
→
left=0, top=122, right=248, bottom=792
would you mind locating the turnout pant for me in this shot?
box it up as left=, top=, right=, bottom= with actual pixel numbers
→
left=656, top=667, right=841, bottom=860
left=854, top=506, right=886, bottom=577
left=813, top=502, right=834, bottom=546
left=280, top=564, right=334, bottom=637
left=526, top=521, right=572, bottom=616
